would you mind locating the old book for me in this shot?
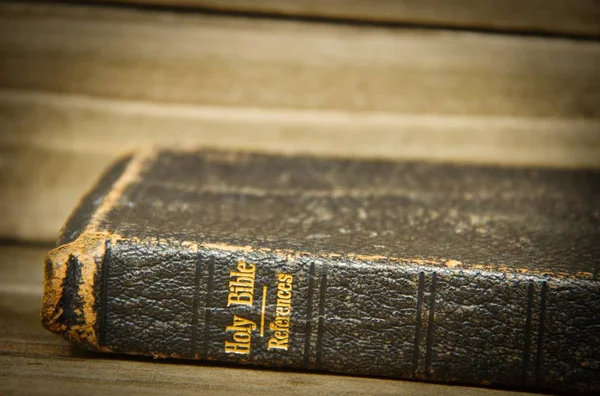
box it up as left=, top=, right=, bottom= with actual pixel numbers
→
left=42, top=149, right=599, bottom=393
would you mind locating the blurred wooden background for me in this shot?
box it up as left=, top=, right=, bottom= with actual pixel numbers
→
left=0, top=1, right=598, bottom=394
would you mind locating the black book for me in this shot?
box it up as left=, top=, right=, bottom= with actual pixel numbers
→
left=42, top=149, right=600, bottom=393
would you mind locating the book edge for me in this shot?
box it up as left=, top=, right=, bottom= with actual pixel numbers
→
left=42, top=232, right=113, bottom=350
left=41, top=148, right=158, bottom=349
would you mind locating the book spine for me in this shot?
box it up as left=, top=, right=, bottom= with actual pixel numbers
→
left=50, top=236, right=595, bottom=393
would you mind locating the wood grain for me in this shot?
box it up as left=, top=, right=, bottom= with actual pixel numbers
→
left=0, top=144, right=111, bottom=242
left=3, top=90, right=600, bottom=167
left=0, top=244, right=537, bottom=395
left=1, top=3, right=599, bottom=118
left=97, top=0, right=600, bottom=38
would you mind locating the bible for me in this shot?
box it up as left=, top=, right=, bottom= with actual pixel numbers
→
left=42, top=149, right=600, bottom=393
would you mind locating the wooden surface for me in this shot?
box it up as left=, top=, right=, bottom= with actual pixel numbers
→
left=1, top=2, right=599, bottom=243
left=0, top=244, right=538, bottom=395
left=98, top=0, right=600, bottom=38
left=2, top=3, right=599, bottom=118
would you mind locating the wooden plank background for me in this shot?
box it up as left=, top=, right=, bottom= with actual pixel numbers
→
left=3, top=4, right=599, bottom=118
left=1, top=2, right=599, bottom=243
left=98, top=0, right=600, bottom=38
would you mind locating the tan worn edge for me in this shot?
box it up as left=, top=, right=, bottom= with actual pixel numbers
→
left=41, top=148, right=157, bottom=349
left=42, top=232, right=116, bottom=350
left=200, top=242, right=595, bottom=281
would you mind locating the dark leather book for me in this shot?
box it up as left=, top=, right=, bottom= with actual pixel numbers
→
left=42, top=149, right=600, bottom=393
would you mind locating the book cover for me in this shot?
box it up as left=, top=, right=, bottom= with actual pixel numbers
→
left=42, top=149, right=600, bottom=393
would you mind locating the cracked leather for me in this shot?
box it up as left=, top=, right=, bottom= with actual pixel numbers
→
left=47, top=150, right=600, bottom=393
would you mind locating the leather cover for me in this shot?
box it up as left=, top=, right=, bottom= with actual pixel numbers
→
left=42, top=149, right=600, bottom=393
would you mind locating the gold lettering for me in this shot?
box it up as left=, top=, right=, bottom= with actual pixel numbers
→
left=228, top=315, right=257, bottom=331
left=276, top=298, right=291, bottom=308
left=233, top=332, right=251, bottom=343
left=227, top=261, right=256, bottom=307
left=276, top=306, right=291, bottom=316
left=224, top=315, right=256, bottom=355
left=267, top=273, right=293, bottom=351
left=269, top=322, right=282, bottom=331
left=227, top=292, right=253, bottom=306
left=267, top=337, right=288, bottom=350
left=274, top=317, right=290, bottom=327
left=278, top=273, right=293, bottom=283
left=225, top=341, right=251, bottom=354
left=223, top=262, right=259, bottom=355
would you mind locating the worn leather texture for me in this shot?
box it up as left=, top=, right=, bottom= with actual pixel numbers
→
left=47, top=150, right=600, bottom=393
